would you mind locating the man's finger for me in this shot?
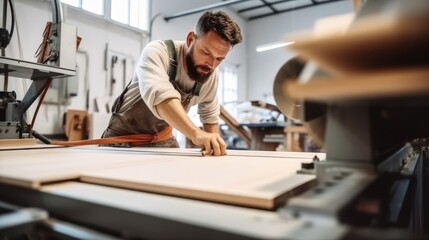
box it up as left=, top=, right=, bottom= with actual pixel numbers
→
left=201, top=148, right=214, bottom=156
left=211, top=138, right=221, bottom=156
left=201, top=141, right=212, bottom=156
left=217, top=135, right=227, bottom=155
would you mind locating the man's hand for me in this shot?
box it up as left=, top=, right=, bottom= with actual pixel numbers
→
left=156, top=98, right=227, bottom=156
left=191, top=130, right=227, bottom=156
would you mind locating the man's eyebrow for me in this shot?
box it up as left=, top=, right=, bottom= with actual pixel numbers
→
left=203, top=47, right=225, bottom=60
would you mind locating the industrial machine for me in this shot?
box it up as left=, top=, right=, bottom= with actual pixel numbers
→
left=0, top=0, right=76, bottom=139
left=1, top=0, right=428, bottom=239
left=274, top=0, right=429, bottom=238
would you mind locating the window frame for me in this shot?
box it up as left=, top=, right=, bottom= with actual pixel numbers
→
left=60, top=0, right=150, bottom=33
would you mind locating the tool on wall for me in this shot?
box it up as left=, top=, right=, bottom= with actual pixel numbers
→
left=122, top=58, right=127, bottom=89
left=110, top=55, right=118, bottom=97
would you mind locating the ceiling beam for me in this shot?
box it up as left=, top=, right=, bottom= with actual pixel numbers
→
left=260, top=0, right=279, bottom=13
left=164, top=0, right=251, bottom=21
left=248, top=0, right=347, bottom=20
left=238, top=0, right=297, bottom=13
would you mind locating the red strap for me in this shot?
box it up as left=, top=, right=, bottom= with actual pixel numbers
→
left=51, top=126, right=173, bottom=147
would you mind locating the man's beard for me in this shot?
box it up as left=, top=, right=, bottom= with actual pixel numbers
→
left=186, top=45, right=213, bottom=84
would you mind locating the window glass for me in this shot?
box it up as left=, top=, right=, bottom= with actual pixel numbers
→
left=135, top=0, right=150, bottom=31
left=111, top=0, right=130, bottom=24
left=218, top=66, right=238, bottom=104
left=61, top=0, right=79, bottom=7
left=61, top=0, right=149, bottom=31
left=130, top=0, right=139, bottom=27
left=82, top=0, right=103, bottom=15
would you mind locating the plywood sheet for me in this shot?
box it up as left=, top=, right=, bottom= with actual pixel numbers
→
left=287, top=15, right=429, bottom=76
left=80, top=153, right=316, bottom=209
left=282, top=12, right=429, bottom=102
left=0, top=147, right=152, bottom=188
left=286, top=67, right=429, bottom=101
left=1, top=147, right=319, bottom=209
left=0, top=139, right=62, bottom=151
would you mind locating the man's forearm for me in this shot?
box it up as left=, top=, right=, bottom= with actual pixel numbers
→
left=203, top=123, right=220, bottom=134
left=155, top=98, right=200, bottom=139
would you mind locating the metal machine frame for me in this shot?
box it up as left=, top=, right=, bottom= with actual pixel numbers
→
left=0, top=0, right=76, bottom=139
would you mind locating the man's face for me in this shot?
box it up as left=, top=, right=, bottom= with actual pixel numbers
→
left=186, top=31, right=231, bottom=83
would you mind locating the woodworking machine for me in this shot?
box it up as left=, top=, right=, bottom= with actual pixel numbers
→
left=1, top=0, right=429, bottom=239
left=0, top=0, right=76, bottom=139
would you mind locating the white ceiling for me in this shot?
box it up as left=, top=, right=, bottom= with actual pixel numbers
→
left=232, top=0, right=350, bottom=20
left=163, top=0, right=350, bottom=21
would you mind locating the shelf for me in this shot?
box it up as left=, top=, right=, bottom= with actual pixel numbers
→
left=0, top=56, right=75, bottom=80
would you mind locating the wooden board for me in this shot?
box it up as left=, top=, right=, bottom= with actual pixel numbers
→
left=282, top=13, right=429, bottom=102
left=0, top=147, right=319, bottom=209
left=80, top=156, right=315, bottom=210
left=285, top=67, right=429, bottom=101
left=0, top=138, right=62, bottom=151
left=287, top=15, right=429, bottom=76
left=0, top=147, right=146, bottom=188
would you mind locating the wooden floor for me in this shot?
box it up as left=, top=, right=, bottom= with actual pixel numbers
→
left=0, top=142, right=325, bottom=210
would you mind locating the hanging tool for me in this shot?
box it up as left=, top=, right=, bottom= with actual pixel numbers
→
left=110, top=55, right=118, bottom=96
left=122, top=58, right=127, bottom=89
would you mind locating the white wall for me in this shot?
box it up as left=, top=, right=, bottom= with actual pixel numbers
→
left=246, top=1, right=354, bottom=102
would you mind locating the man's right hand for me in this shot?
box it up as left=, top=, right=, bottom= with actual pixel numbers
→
left=156, top=98, right=227, bottom=156
left=191, top=130, right=227, bottom=156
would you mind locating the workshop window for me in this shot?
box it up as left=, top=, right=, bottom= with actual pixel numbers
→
left=218, top=65, right=238, bottom=104
left=61, top=0, right=104, bottom=15
left=111, top=0, right=150, bottom=30
left=61, top=0, right=79, bottom=8
left=83, top=0, right=104, bottom=15
left=61, top=0, right=150, bottom=31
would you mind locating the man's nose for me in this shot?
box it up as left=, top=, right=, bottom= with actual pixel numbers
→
left=204, top=56, right=216, bottom=69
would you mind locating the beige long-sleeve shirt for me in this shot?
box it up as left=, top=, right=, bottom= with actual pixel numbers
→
left=132, top=40, right=220, bottom=124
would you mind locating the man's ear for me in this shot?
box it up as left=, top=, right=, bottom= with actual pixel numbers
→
left=186, top=32, right=195, bottom=47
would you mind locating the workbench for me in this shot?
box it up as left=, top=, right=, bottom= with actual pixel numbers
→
left=0, top=141, right=326, bottom=238
left=240, top=122, right=288, bottom=151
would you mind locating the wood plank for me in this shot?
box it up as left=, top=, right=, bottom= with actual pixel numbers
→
left=219, top=106, right=252, bottom=146
left=0, top=138, right=62, bottom=151
left=80, top=154, right=316, bottom=210
left=287, top=15, right=429, bottom=76
left=0, top=147, right=319, bottom=209
left=0, top=147, right=156, bottom=188
left=285, top=67, right=429, bottom=101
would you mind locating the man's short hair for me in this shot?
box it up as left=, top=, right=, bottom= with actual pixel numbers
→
left=195, top=11, right=243, bottom=46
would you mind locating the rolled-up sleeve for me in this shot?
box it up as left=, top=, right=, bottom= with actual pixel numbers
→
left=198, top=71, right=220, bottom=124
left=136, top=41, right=181, bottom=119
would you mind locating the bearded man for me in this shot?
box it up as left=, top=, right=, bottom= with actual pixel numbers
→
left=101, top=11, right=243, bottom=156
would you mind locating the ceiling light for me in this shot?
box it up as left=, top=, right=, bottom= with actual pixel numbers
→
left=256, top=41, right=295, bottom=53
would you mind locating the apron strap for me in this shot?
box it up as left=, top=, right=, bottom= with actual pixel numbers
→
left=164, top=40, right=201, bottom=97
left=50, top=126, right=173, bottom=146
left=164, top=40, right=177, bottom=82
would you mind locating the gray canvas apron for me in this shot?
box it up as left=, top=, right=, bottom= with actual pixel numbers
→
left=101, top=40, right=201, bottom=148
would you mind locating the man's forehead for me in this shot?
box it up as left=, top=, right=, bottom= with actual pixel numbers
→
left=196, top=33, right=231, bottom=55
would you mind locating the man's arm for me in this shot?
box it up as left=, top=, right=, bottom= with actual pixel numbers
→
left=155, top=98, right=227, bottom=156
left=203, top=123, right=220, bottom=134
